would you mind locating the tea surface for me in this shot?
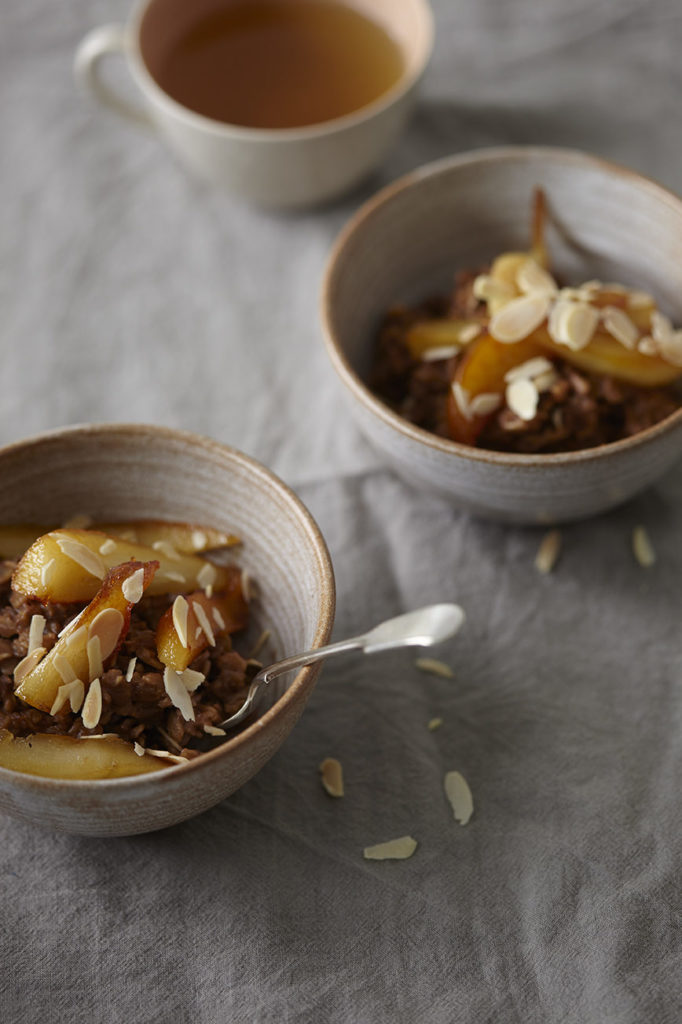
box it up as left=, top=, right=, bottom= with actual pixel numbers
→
left=154, top=0, right=404, bottom=129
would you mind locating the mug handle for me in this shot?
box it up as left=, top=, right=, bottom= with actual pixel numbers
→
left=74, top=25, right=153, bottom=129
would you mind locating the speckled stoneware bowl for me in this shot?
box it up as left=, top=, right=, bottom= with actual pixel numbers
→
left=0, top=425, right=335, bottom=835
left=322, top=147, right=682, bottom=523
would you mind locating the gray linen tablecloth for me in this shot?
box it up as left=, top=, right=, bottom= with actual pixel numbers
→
left=2, top=1, right=681, bottom=1021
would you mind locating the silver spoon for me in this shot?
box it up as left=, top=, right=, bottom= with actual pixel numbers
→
left=220, top=603, right=465, bottom=730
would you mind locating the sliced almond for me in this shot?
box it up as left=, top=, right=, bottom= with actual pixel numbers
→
left=489, top=293, right=551, bottom=344
left=363, top=836, right=418, bottom=861
left=472, top=275, right=515, bottom=306
left=98, top=538, right=117, bottom=556
left=81, top=678, right=103, bottom=730
left=627, top=289, right=654, bottom=310
left=27, top=614, right=46, bottom=656
left=504, top=356, right=554, bottom=383
left=516, top=258, right=558, bottom=296
left=145, top=749, right=189, bottom=764
left=192, top=600, right=215, bottom=646
left=86, top=635, right=103, bottom=682
left=49, top=679, right=84, bottom=716
left=533, top=369, right=559, bottom=393
left=55, top=537, right=106, bottom=580
left=319, top=757, right=344, bottom=798
left=14, top=646, right=47, bottom=685
left=53, top=652, right=77, bottom=684
left=179, top=668, right=205, bottom=692
left=87, top=607, right=124, bottom=661
left=121, top=567, right=145, bottom=604
left=163, top=666, right=195, bottom=721
left=172, top=595, right=190, bottom=648
left=212, top=607, right=226, bottom=630
left=415, top=657, right=454, bottom=679
left=548, top=299, right=599, bottom=351
left=458, top=322, right=482, bottom=344
left=125, top=656, right=137, bottom=682
left=506, top=378, right=539, bottom=421
left=469, top=392, right=502, bottom=417
left=651, top=311, right=673, bottom=345
left=444, top=770, right=474, bottom=825
left=420, top=344, right=460, bottom=362
left=451, top=382, right=472, bottom=421
left=204, top=724, right=226, bottom=737
left=632, top=525, right=655, bottom=568
left=40, top=559, right=56, bottom=587
left=534, top=529, right=561, bottom=574
left=602, top=306, right=639, bottom=349
left=637, top=336, right=659, bottom=356
left=197, top=562, right=217, bottom=590
left=133, top=741, right=145, bottom=757
left=152, top=539, right=181, bottom=561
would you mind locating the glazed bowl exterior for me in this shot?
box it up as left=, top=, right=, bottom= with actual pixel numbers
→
left=322, top=147, right=682, bottom=523
left=0, top=425, right=335, bottom=835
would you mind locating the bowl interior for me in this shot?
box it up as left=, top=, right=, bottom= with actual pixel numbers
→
left=325, top=148, right=682, bottom=383
left=0, top=425, right=334, bottom=724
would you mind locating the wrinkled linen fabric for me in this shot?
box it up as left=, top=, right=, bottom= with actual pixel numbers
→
left=1, top=1, right=681, bottom=1021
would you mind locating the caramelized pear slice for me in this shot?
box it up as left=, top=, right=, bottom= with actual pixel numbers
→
left=97, top=521, right=240, bottom=554
left=0, top=730, right=163, bottom=779
left=156, top=572, right=249, bottom=672
left=14, top=560, right=158, bottom=713
left=447, top=333, right=548, bottom=445
left=13, top=528, right=232, bottom=603
left=533, top=325, right=681, bottom=387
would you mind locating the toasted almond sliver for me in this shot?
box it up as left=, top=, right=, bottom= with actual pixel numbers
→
left=197, top=562, right=217, bottom=590
left=121, top=567, right=145, bottom=604
left=556, top=300, right=600, bottom=351
left=506, top=378, right=539, bottom=421
left=444, top=770, right=474, bottom=825
left=469, top=392, right=502, bottom=417
left=49, top=684, right=71, bottom=716
left=68, top=679, right=85, bottom=713
left=172, top=595, right=189, bottom=648
left=602, top=306, right=639, bottom=349
left=14, top=646, right=47, bottom=685
left=179, top=668, right=205, bottom=693
left=163, top=666, right=195, bottom=721
left=55, top=537, right=106, bottom=580
left=420, top=344, right=460, bottom=362
left=133, top=742, right=145, bottom=757
left=164, top=571, right=186, bottom=584
left=489, top=293, right=551, bottom=344
left=88, top=608, right=124, bottom=661
left=204, top=724, right=226, bottom=737
left=152, top=539, right=181, bottom=561
left=81, top=678, right=102, bottom=730
left=458, top=322, right=482, bottom=344
left=86, top=634, right=103, bottom=682
left=632, top=525, right=656, bottom=568
left=415, top=657, right=454, bottom=679
left=363, top=836, right=418, bottom=861
left=50, top=680, right=79, bottom=716
left=125, top=656, right=137, bottom=682
left=28, top=614, right=46, bottom=656
left=53, top=652, right=78, bottom=684
left=427, top=717, right=443, bottom=731
left=192, top=600, right=215, bottom=646
left=191, top=530, right=207, bottom=550
left=535, top=529, right=562, bottom=574
left=451, top=382, right=472, bottom=421
left=40, top=558, right=56, bottom=587
left=98, top=538, right=117, bottom=556
left=516, top=258, right=558, bottom=296
left=504, top=356, right=554, bottom=383
left=146, top=749, right=189, bottom=764
left=319, top=757, right=344, bottom=798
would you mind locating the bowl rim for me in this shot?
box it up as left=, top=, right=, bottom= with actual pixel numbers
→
left=0, top=422, right=336, bottom=790
left=321, top=145, right=682, bottom=467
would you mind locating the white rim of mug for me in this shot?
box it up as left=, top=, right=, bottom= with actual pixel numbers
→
left=125, top=0, right=435, bottom=140
left=321, top=145, right=682, bottom=469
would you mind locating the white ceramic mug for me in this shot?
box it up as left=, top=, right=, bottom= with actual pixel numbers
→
left=74, top=0, right=433, bottom=208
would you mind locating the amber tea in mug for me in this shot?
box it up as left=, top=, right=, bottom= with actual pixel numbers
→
left=147, top=0, right=405, bottom=129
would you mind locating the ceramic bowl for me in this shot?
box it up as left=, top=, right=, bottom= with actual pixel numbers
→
left=0, top=424, right=335, bottom=835
left=74, top=0, right=434, bottom=208
left=322, top=146, right=682, bottom=523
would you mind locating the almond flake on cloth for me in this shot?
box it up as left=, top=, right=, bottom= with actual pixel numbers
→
left=444, top=771, right=474, bottom=825
left=363, top=836, right=418, bottom=861
left=535, top=529, right=562, bottom=574
left=415, top=658, right=454, bottom=679
left=163, top=666, right=195, bottom=721
left=319, top=757, right=344, bottom=798
left=632, top=525, right=656, bottom=568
